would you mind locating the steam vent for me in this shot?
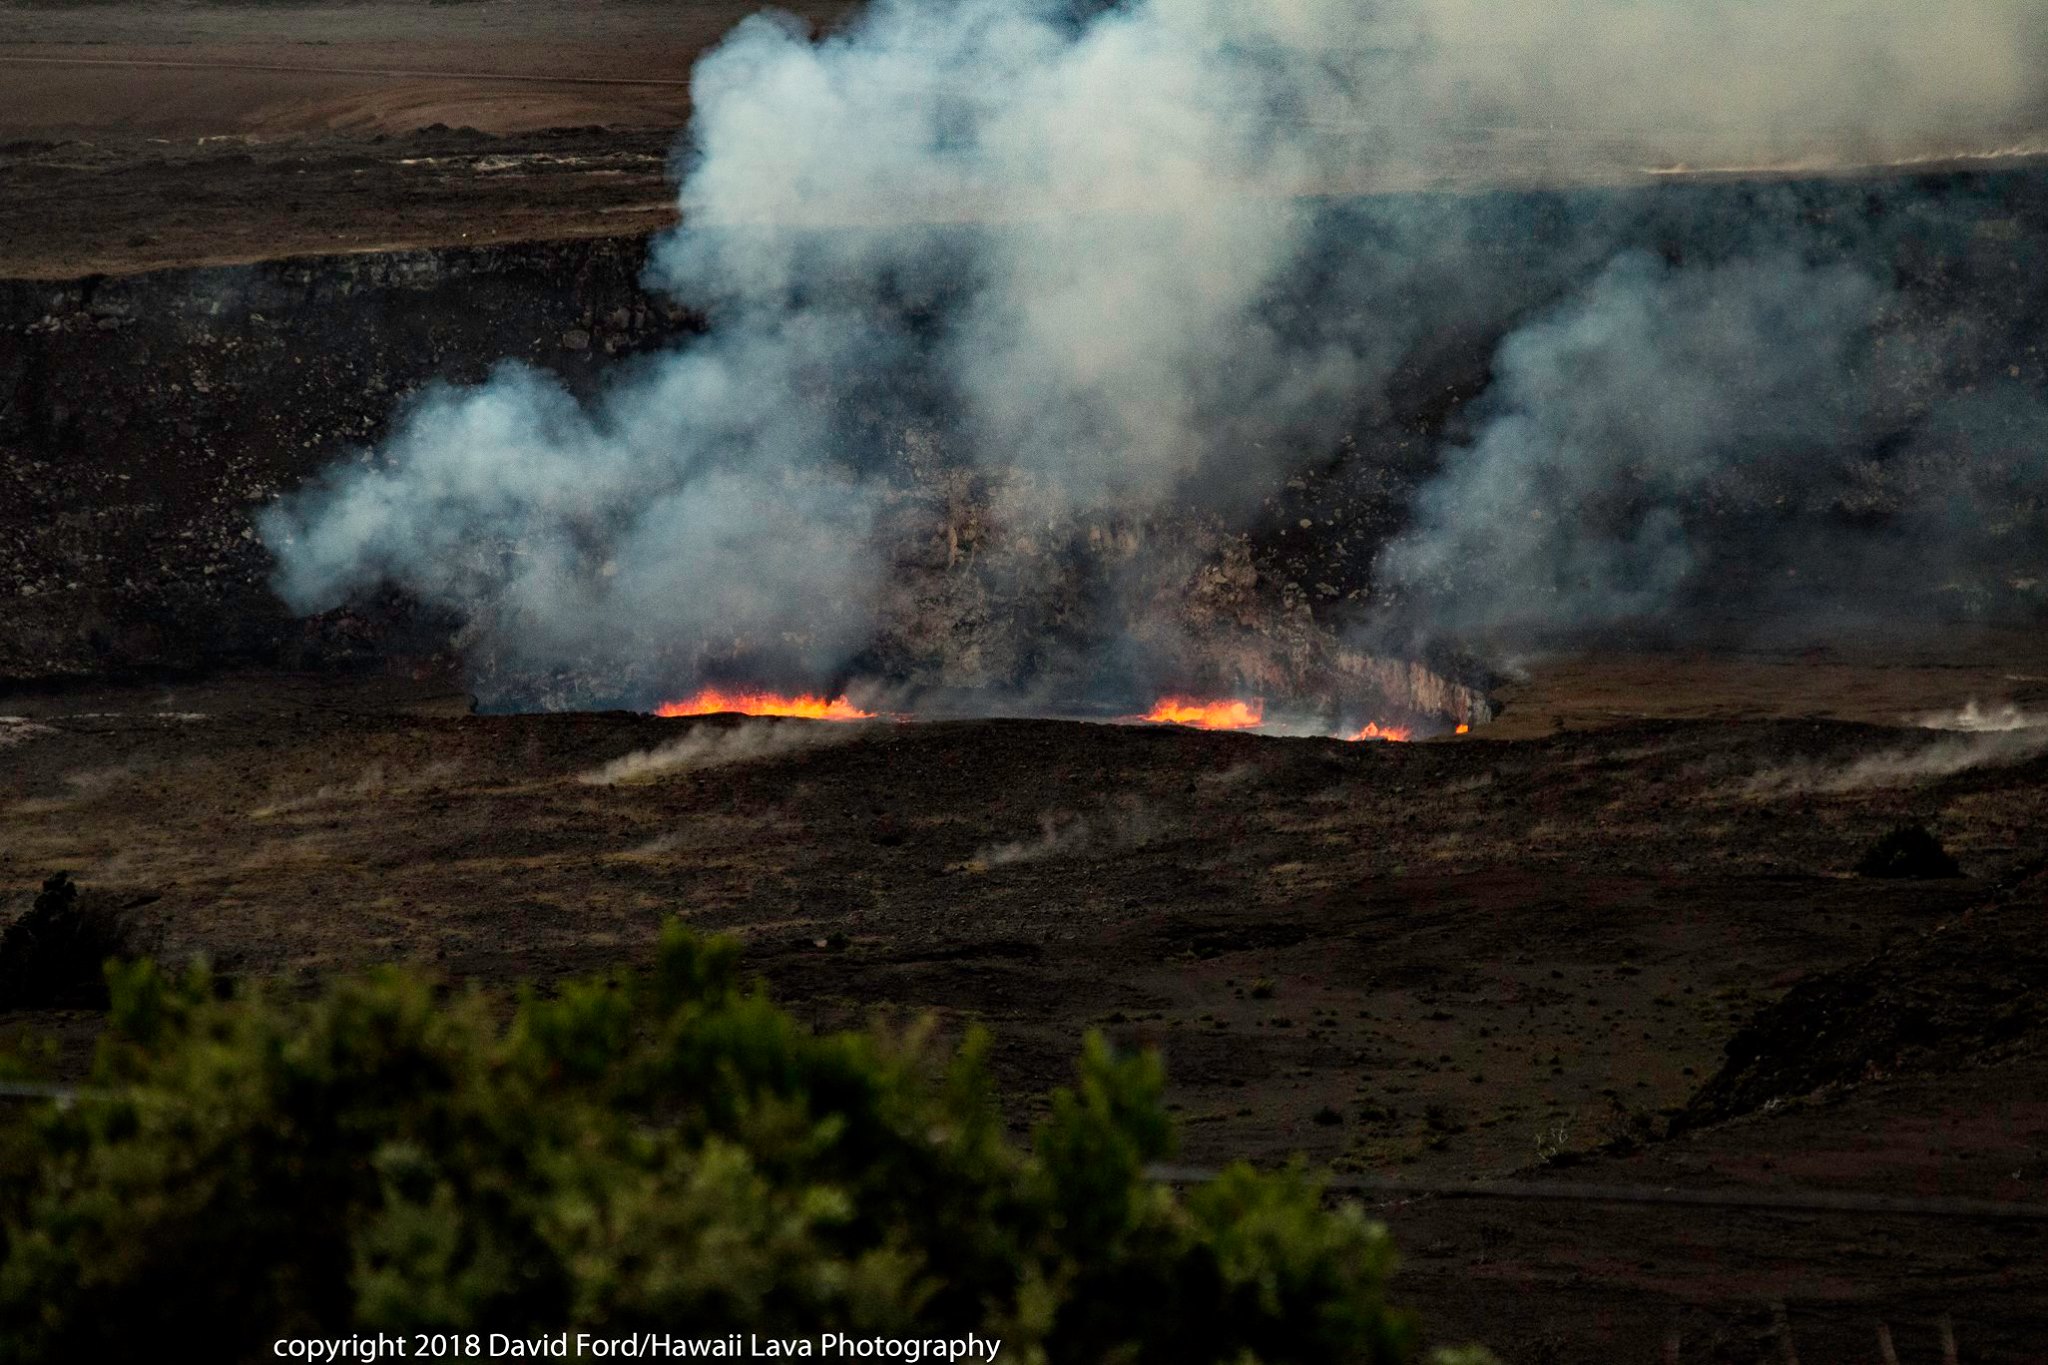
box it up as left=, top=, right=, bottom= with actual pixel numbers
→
left=7, top=1, right=2048, bottom=1361
left=1, top=241, right=1496, bottom=733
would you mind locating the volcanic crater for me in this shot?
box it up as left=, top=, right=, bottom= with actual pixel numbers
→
left=7, top=13, right=2048, bottom=1356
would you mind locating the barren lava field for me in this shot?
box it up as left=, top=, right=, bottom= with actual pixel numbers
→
left=5, top=643, right=2048, bottom=1361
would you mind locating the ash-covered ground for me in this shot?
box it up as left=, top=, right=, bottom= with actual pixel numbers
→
left=6, top=648, right=2048, bottom=1360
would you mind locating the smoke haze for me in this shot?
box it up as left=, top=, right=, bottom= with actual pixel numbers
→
left=1744, top=728, right=2048, bottom=796
left=260, top=0, right=2048, bottom=706
left=1920, top=701, right=2048, bottom=733
left=578, top=720, right=860, bottom=784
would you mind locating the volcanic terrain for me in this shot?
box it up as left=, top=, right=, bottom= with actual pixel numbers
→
left=6, top=4, right=2048, bottom=1361
left=5, top=644, right=2048, bottom=1360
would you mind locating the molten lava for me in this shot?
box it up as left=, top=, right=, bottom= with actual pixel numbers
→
left=1140, top=697, right=1266, bottom=730
left=1347, top=721, right=1414, bottom=743
left=654, top=688, right=874, bottom=722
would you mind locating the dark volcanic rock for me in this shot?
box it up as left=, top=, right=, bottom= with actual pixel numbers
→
left=1682, top=894, right=2048, bottom=1128
left=0, top=873, right=147, bottom=1010
left=0, top=237, right=692, bottom=684
left=7, top=161, right=2048, bottom=697
left=1855, top=824, right=1963, bottom=879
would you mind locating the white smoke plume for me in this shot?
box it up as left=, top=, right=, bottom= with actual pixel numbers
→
left=964, top=796, right=1162, bottom=869
left=1370, top=248, right=2048, bottom=646
left=259, top=0, right=2048, bottom=701
left=1375, top=252, right=1891, bottom=639
left=248, top=760, right=465, bottom=819
left=577, top=719, right=860, bottom=785
left=1744, top=727, right=2048, bottom=796
left=1919, top=700, right=2048, bottom=732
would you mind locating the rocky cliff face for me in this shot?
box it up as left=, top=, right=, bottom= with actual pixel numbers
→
left=0, top=237, right=692, bottom=683
left=0, top=233, right=1488, bottom=723
left=14, top=162, right=2041, bottom=722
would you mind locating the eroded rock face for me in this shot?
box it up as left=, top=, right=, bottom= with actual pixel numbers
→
left=452, top=465, right=1493, bottom=725
left=0, top=235, right=1483, bottom=719
left=854, top=476, right=1491, bottom=724
left=0, top=238, right=690, bottom=682
left=13, top=161, right=2044, bottom=711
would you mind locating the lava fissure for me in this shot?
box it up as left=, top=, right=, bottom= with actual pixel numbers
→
left=1135, top=696, right=1447, bottom=741
left=653, top=689, right=876, bottom=722
left=1138, top=697, right=1267, bottom=731
left=649, top=686, right=1466, bottom=741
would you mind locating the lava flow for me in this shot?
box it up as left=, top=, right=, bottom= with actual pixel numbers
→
left=654, top=688, right=874, bottom=721
left=1139, top=697, right=1266, bottom=730
left=1343, top=721, right=1469, bottom=741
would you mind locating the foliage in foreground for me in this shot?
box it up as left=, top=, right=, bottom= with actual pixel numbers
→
left=0, top=925, right=1488, bottom=1364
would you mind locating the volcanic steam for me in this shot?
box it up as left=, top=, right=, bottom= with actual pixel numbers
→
left=258, top=0, right=2048, bottom=724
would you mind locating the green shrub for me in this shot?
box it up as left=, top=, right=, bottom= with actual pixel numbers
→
left=0, top=926, right=1487, bottom=1364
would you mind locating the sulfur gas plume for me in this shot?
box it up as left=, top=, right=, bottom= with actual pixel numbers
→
left=1368, top=248, right=2048, bottom=649
left=260, top=0, right=2048, bottom=712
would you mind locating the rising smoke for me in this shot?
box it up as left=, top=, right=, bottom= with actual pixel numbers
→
left=965, top=796, right=1163, bottom=869
left=1920, top=700, right=2048, bottom=733
left=577, top=719, right=860, bottom=784
left=260, top=0, right=2048, bottom=707
left=1369, top=249, right=2048, bottom=647
left=1743, top=727, right=2048, bottom=796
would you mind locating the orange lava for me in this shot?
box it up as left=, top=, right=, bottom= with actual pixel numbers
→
left=1347, top=721, right=1415, bottom=742
left=654, top=688, right=874, bottom=721
left=1140, top=697, right=1266, bottom=730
